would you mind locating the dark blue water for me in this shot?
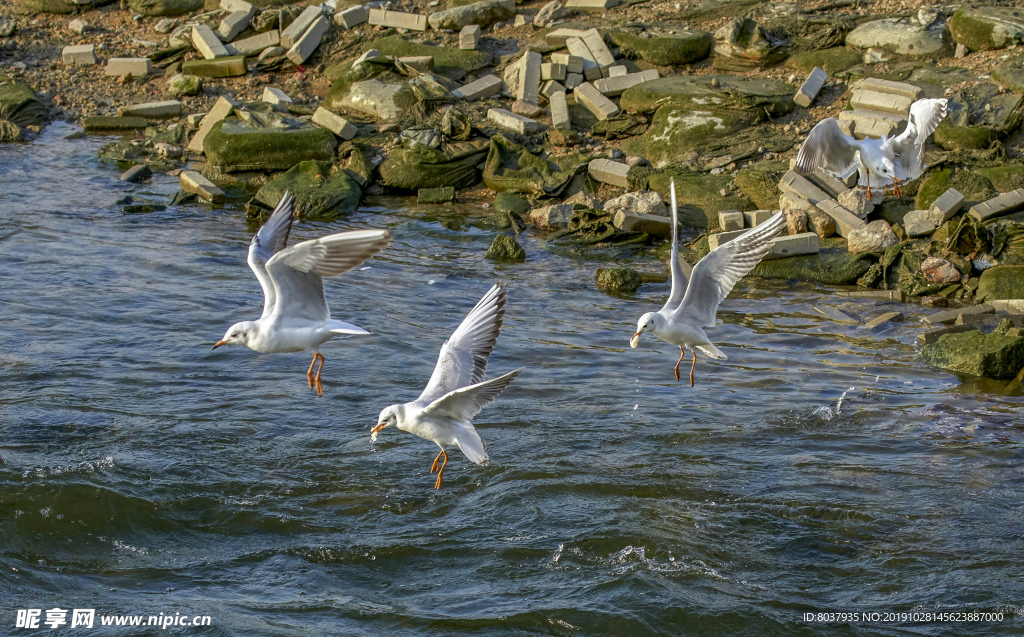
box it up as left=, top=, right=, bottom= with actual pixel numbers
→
left=1, top=124, right=1022, bottom=636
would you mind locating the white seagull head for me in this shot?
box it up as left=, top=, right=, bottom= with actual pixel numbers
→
left=631, top=312, right=662, bottom=348
left=371, top=404, right=401, bottom=442
left=213, top=321, right=258, bottom=349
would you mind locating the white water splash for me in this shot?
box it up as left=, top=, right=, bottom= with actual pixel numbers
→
left=813, top=387, right=856, bottom=421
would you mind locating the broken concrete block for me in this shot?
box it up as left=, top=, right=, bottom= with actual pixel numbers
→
left=816, top=199, right=867, bottom=237
left=192, top=24, right=229, bottom=59
left=368, top=8, right=427, bottom=31
left=513, top=14, right=532, bottom=27
left=574, top=82, right=619, bottom=120
left=794, top=66, right=826, bottom=108
left=62, top=44, right=96, bottom=66
left=592, top=69, right=658, bottom=96
left=181, top=55, right=246, bottom=77
left=564, top=73, right=583, bottom=89
left=922, top=304, right=993, bottom=325
left=541, top=80, right=565, bottom=100
left=580, top=28, right=615, bottom=70
left=862, top=311, right=902, bottom=329
left=531, top=203, right=574, bottom=229
left=588, top=158, right=629, bottom=187
left=180, top=169, right=226, bottom=203
left=807, top=168, right=850, bottom=199
left=187, top=96, right=235, bottom=154
left=334, top=6, right=368, bottom=28
left=311, top=106, right=357, bottom=140
left=613, top=210, right=673, bottom=238
left=117, top=100, right=182, bottom=118
left=929, top=188, right=964, bottom=222
left=851, top=77, right=923, bottom=101
left=452, top=74, right=502, bottom=100
left=399, top=55, right=434, bottom=72
left=550, top=89, right=570, bottom=130
left=918, top=324, right=977, bottom=345
left=514, top=50, right=542, bottom=105
left=607, top=65, right=628, bottom=77
left=837, top=109, right=905, bottom=139
left=104, top=58, right=152, bottom=77
left=286, top=15, right=330, bottom=65
left=707, top=228, right=747, bottom=250
left=545, top=28, right=589, bottom=47
left=232, top=29, right=278, bottom=55
left=262, top=86, right=292, bottom=105
left=459, top=24, right=480, bottom=50
left=766, top=232, right=819, bottom=259
left=718, top=210, right=744, bottom=231
left=218, top=8, right=255, bottom=42
left=487, top=108, right=541, bottom=134
left=551, top=53, right=583, bottom=73
left=850, top=89, right=914, bottom=114
left=904, top=209, right=944, bottom=236
left=565, top=37, right=601, bottom=81
left=120, top=164, right=151, bottom=182
left=541, top=62, right=566, bottom=81
left=742, top=209, right=773, bottom=227
left=281, top=5, right=323, bottom=49
left=566, top=0, right=617, bottom=11
left=418, top=186, right=455, bottom=203
left=969, top=189, right=1024, bottom=222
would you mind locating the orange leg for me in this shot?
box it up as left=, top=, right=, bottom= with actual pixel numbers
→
left=313, top=354, right=325, bottom=396
left=674, top=346, right=685, bottom=381
left=865, top=171, right=871, bottom=201
left=306, top=354, right=318, bottom=389
left=432, top=449, right=448, bottom=490
left=689, top=349, right=697, bottom=387
left=431, top=449, right=445, bottom=474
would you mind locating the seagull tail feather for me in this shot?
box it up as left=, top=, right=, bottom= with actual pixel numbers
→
left=696, top=343, right=727, bottom=360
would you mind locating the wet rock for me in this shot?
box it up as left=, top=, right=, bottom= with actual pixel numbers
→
left=934, top=82, right=1024, bottom=150
left=122, top=203, right=167, bottom=214
left=977, top=265, right=1024, bottom=302
left=746, top=237, right=873, bottom=284
left=128, top=0, right=202, bottom=17
left=949, top=6, right=1024, bottom=52
left=203, top=116, right=338, bottom=173
left=255, top=161, right=361, bottom=218
left=847, top=18, right=951, bottom=57
left=916, top=168, right=996, bottom=211
left=511, top=99, right=544, bottom=118
left=837, top=188, right=874, bottom=219
left=534, top=0, right=566, bottom=27
left=648, top=170, right=754, bottom=229
left=0, top=81, right=47, bottom=130
left=922, top=257, right=961, bottom=283
left=919, top=320, right=1024, bottom=379
left=0, top=118, right=23, bottom=142
left=713, top=18, right=790, bottom=71
left=846, top=219, right=898, bottom=254
left=427, top=0, right=515, bottom=30
left=120, top=164, right=152, bottom=182
left=785, top=47, right=861, bottom=75
left=608, top=30, right=712, bottom=66
left=166, top=73, right=202, bottom=97
left=494, top=192, right=530, bottom=216
left=603, top=191, right=666, bottom=216
left=903, top=208, right=944, bottom=237
left=485, top=234, right=526, bottom=262
left=418, top=186, right=455, bottom=203
left=595, top=267, right=642, bottom=293
left=530, top=203, right=574, bottom=230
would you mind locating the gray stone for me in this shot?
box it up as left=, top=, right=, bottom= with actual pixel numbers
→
left=846, top=219, right=898, bottom=254
left=607, top=65, right=627, bottom=77
left=534, top=0, right=567, bottom=27
left=613, top=210, right=673, bottom=238
left=513, top=14, right=531, bottom=27
left=105, top=58, right=152, bottom=77
left=167, top=73, right=202, bottom=97
left=62, top=44, right=96, bottom=66
left=566, top=0, right=617, bottom=11
left=794, top=67, right=826, bottom=108
left=120, top=164, right=151, bottom=182
left=592, top=70, right=659, bottom=97
left=847, top=18, right=950, bottom=57
left=187, top=96, right=235, bottom=154
left=334, top=6, right=368, bottom=28
left=929, top=188, right=964, bottom=221
left=950, top=6, right=1024, bottom=52
left=452, top=75, right=503, bottom=100
left=564, top=73, right=584, bottom=90
left=427, top=0, right=513, bottom=30
left=369, top=8, right=427, bottom=31
left=574, top=82, right=619, bottom=120
left=531, top=203, right=574, bottom=229
left=969, top=189, right=1024, bottom=222
left=192, top=25, right=228, bottom=59
left=719, top=210, right=744, bottom=231
left=311, top=106, right=356, bottom=140
left=67, top=18, right=88, bottom=34
left=487, top=108, right=541, bottom=134
left=743, top=209, right=772, bottom=227
left=545, top=28, right=589, bottom=47
left=262, top=86, right=291, bottom=105
left=541, top=80, right=565, bottom=101
left=604, top=191, right=666, bottom=216
left=512, top=51, right=541, bottom=105
left=282, top=6, right=323, bottom=49
left=588, top=158, right=629, bottom=187
left=904, top=208, right=943, bottom=236
left=459, top=24, right=480, bottom=50
left=232, top=30, right=278, bottom=56
left=286, top=15, right=329, bottom=65
left=580, top=28, right=615, bottom=70
left=180, top=169, right=226, bottom=203
left=218, top=8, right=255, bottom=42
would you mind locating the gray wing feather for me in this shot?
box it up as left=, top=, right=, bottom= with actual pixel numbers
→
left=417, top=284, right=507, bottom=405
left=247, top=192, right=295, bottom=319
left=795, top=117, right=862, bottom=179
left=674, top=213, right=786, bottom=327
left=422, top=368, right=524, bottom=424
left=266, top=229, right=391, bottom=322
left=891, top=98, right=948, bottom=181
left=660, top=179, right=689, bottom=313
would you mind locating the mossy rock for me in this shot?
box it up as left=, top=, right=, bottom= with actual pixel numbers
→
left=977, top=265, right=1024, bottom=303
left=371, top=36, right=490, bottom=78
left=595, top=267, right=642, bottom=293
left=128, top=0, right=202, bottom=16
left=877, top=198, right=914, bottom=227
left=647, top=171, right=754, bottom=230
left=749, top=237, right=874, bottom=285
left=485, top=234, right=525, bottom=262
left=608, top=31, right=712, bottom=66
left=919, top=323, right=1024, bottom=379
left=16, top=0, right=116, bottom=13
left=734, top=160, right=788, bottom=210
left=949, top=7, right=1024, bottom=53
left=620, top=74, right=794, bottom=116
left=785, top=48, right=862, bottom=75
left=494, top=192, right=530, bottom=216
left=254, top=161, right=361, bottom=219
left=203, top=118, right=338, bottom=173
left=975, top=165, right=1024, bottom=193
left=915, top=167, right=996, bottom=211
left=933, top=119, right=1001, bottom=151
left=992, top=56, right=1024, bottom=92
left=623, top=104, right=753, bottom=167
left=166, top=73, right=202, bottom=97
left=0, top=80, right=47, bottom=128
left=380, top=139, right=488, bottom=190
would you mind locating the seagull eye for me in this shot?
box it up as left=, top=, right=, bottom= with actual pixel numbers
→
left=231, top=333, right=238, bottom=338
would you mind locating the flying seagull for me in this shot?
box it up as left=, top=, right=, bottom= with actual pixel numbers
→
left=795, top=98, right=948, bottom=199
left=371, top=284, right=523, bottom=489
left=213, top=192, right=391, bottom=396
left=631, top=180, right=786, bottom=386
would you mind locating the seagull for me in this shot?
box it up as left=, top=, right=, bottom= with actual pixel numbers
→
left=213, top=192, right=391, bottom=396
left=795, top=98, right=948, bottom=199
left=630, top=180, right=786, bottom=386
left=371, top=284, right=523, bottom=489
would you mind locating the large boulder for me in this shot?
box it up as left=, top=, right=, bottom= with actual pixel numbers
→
left=255, top=161, right=361, bottom=218
left=203, top=116, right=337, bottom=173
left=427, top=0, right=514, bottom=30
left=977, top=265, right=1024, bottom=302
left=846, top=18, right=951, bottom=57
left=749, top=237, right=873, bottom=284
left=949, top=6, right=1024, bottom=52
left=993, top=56, right=1024, bottom=92
left=0, top=79, right=46, bottom=141
left=915, top=167, right=996, bottom=211
left=713, top=18, right=790, bottom=71
left=608, top=30, right=712, bottom=66
left=919, top=320, right=1024, bottom=379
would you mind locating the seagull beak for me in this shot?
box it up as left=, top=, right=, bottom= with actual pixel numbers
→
left=212, top=340, right=228, bottom=350
left=630, top=331, right=642, bottom=349
left=892, top=176, right=902, bottom=198
left=370, top=422, right=387, bottom=442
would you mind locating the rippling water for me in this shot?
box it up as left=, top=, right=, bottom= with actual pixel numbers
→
left=2, top=124, right=1023, bottom=635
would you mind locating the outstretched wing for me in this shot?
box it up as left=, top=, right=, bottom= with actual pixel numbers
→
left=421, top=368, right=524, bottom=424
left=795, top=117, right=862, bottom=180
left=674, top=213, right=786, bottom=328
left=891, top=98, right=948, bottom=181
left=416, top=284, right=507, bottom=405
left=660, top=179, right=689, bottom=313
left=247, top=192, right=295, bottom=319
left=265, top=229, right=390, bottom=322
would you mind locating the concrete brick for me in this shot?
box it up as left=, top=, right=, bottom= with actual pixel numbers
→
left=232, top=29, right=278, bottom=55
left=368, top=8, right=427, bottom=31
left=187, top=96, right=235, bottom=154
left=806, top=168, right=849, bottom=199
left=418, top=186, right=455, bottom=203
left=588, top=158, right=629, bottom=187
left=837, top=109, right=905, bottom=139
left=180, top=170, right=226, bottom=203
left=551, top=53, right=583, bottom=73
left=765, top=232, right=819, bottom=259
left=929, top=188, right=964, bottom=221
left=120, top=164, right=151, bottom=183
left=816, top=199, right=866, bottom=237
left=487, top=108, right=541, bottom=134
left=286, top=15, right=330, bottom=65
left=104, top=57, right=151, bottom=77
left=311, top=106, right=357, bottom=140
left=742, top=209, right=773, bottom=227
left=613, top=210, right=673, bottom=238
left=82, top=116, right=150, bottom=130
left=707, top=228, right=747, bottom=250
left=851, top=77, right=923, bottom=100
left=334, top=6, right=368, bottom=28
left=281, top=5, right=323, bottom=49
left=550, top=89, right=570, bottom=130
left=592, top=69, right=658, bottom=96
left=219, top=0, right=252, bottom=13
left=794, top=66, right=826, bottom=108
left=565, top=37, right=601, bottom=81
left=850, top=89, right=913, bottom=114
left=192, top=24, right=229, bottom=59
left=566, top=0, right=617, bottom=10
left=459, top=24, right=480, bottom=50
left=862, top=311, right=902, bottom=329
left=607, top=65, right=627, bottom=77
left=780, top=170, right=830, bottom=204
left=452, top=74, right=502, bottom=100
left=219, top=8, right=256, bottom=42
left=814, top=305, right=857, bottom=324
left=969, top=189, right=1024, bottom=222
left=574, top=81, right=619, bottom=120
left=718, top=210, right=744, bottom=231
left=835, top=289, right=904, bottom=301
left=918, top=324, right=977, bottom=345
left=117, top=100, right=182, bottom=118
left=544, top=28, right=589, bottom=47
left=904, top=209, right=943, bottom=236
left=564, top=73, right=583, bottom=89
left=398, top=55, right=434, bottom=73
left=514, top=50, right=542, bottom=105
left=580, top=28, right=615, bottom=70
left=262, top=86, right=292, bottom=105
left=181, top=55, right=246, bottom=77
left=923, top=304, right=993, bottom=325
left=541, top=62, right=566, bottom=81
left=541, top=80, right=565, bottom=100
left=781, top=171, right=866, bottom=237
left=62, top=44, right=96, bottom=66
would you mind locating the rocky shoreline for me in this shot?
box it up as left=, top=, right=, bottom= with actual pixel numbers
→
left=2, top=0, right=1024, bottom=381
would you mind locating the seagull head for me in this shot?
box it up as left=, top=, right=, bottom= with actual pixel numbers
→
left=631, top=312, right=661, bottom=348
left=371, top=405, right=400, bottom=442
left=877, top=158, right=903, bottom=197
left=212, top=321, right=256, bottom=349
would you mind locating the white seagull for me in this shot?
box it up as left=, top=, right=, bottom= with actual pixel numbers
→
left=795, top=98, right=948, bottom=199
left=631, top=180, right=786, bottom=386
left=371, top=284, right=523, bottom=489
left=213, top=192, right=391, bottom=396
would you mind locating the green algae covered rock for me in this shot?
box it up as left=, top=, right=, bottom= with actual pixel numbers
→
left=976, top=265, right=1024, bottom=303
left=166, top=73, right=202, bottom=97
left=992, top=57, right=1024, bottom=92
left=0, top=80, right=47, bottom=132
left=485, top=234, right=526, bottom=262
left=203, top=118, right=338, bottom=173
left=595, top=267, right=642, bottom=293
left=734, top=160, right=789, bottom=210
left=608, top=30, right=712, bottom=66
left=785, top=47, right=862, bottom=75
left=949, top=6, right=1024, bottom=53
left=919, top=320, right=1024, bottom=379
left=749, top=237, right=874, bottom=285
left=128, top=0, right=202, bottom=16
left=494, top=192, right=531, bottom=216
left=647, top=170, right=754, bottom=229
left=254, top=161, right=361, bottom=219
left=915, top=167, right=996, bottom=211
left=379, top=139, right=488, bottom=190
left=371, top=36, right=490, bottom=78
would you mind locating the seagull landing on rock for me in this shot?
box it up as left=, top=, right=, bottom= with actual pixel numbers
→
left=795, top=98, right=948, bottom=200
left=631, top=180, right=786, bottom=386
left=213, top=192, right=391, bottom=396
left=371, top=284, right=523, bottom=490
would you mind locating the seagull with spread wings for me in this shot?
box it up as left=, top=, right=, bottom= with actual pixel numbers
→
left=371, top=284, right=523, bottom=489
left=795, top=98, right=948, bottom=199
left=631, top=180, right=786, bottom=386
left=213, top=192, right=391, bottom=396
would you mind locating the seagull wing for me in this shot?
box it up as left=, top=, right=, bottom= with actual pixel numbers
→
left=247, top=192, right=295, bottom=319
left=891, top=98, right=948, bottom=181
left=660, top=179, right=689, bottom=313
left=416, top=284, right=508, bottom=405
left=265, top=229, right=390, bottom=322
left=795, top=117, right=862, bottom=180
left=421, top=367, right=524, bottom=425
left=673, top=213, right=786, bottom=328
